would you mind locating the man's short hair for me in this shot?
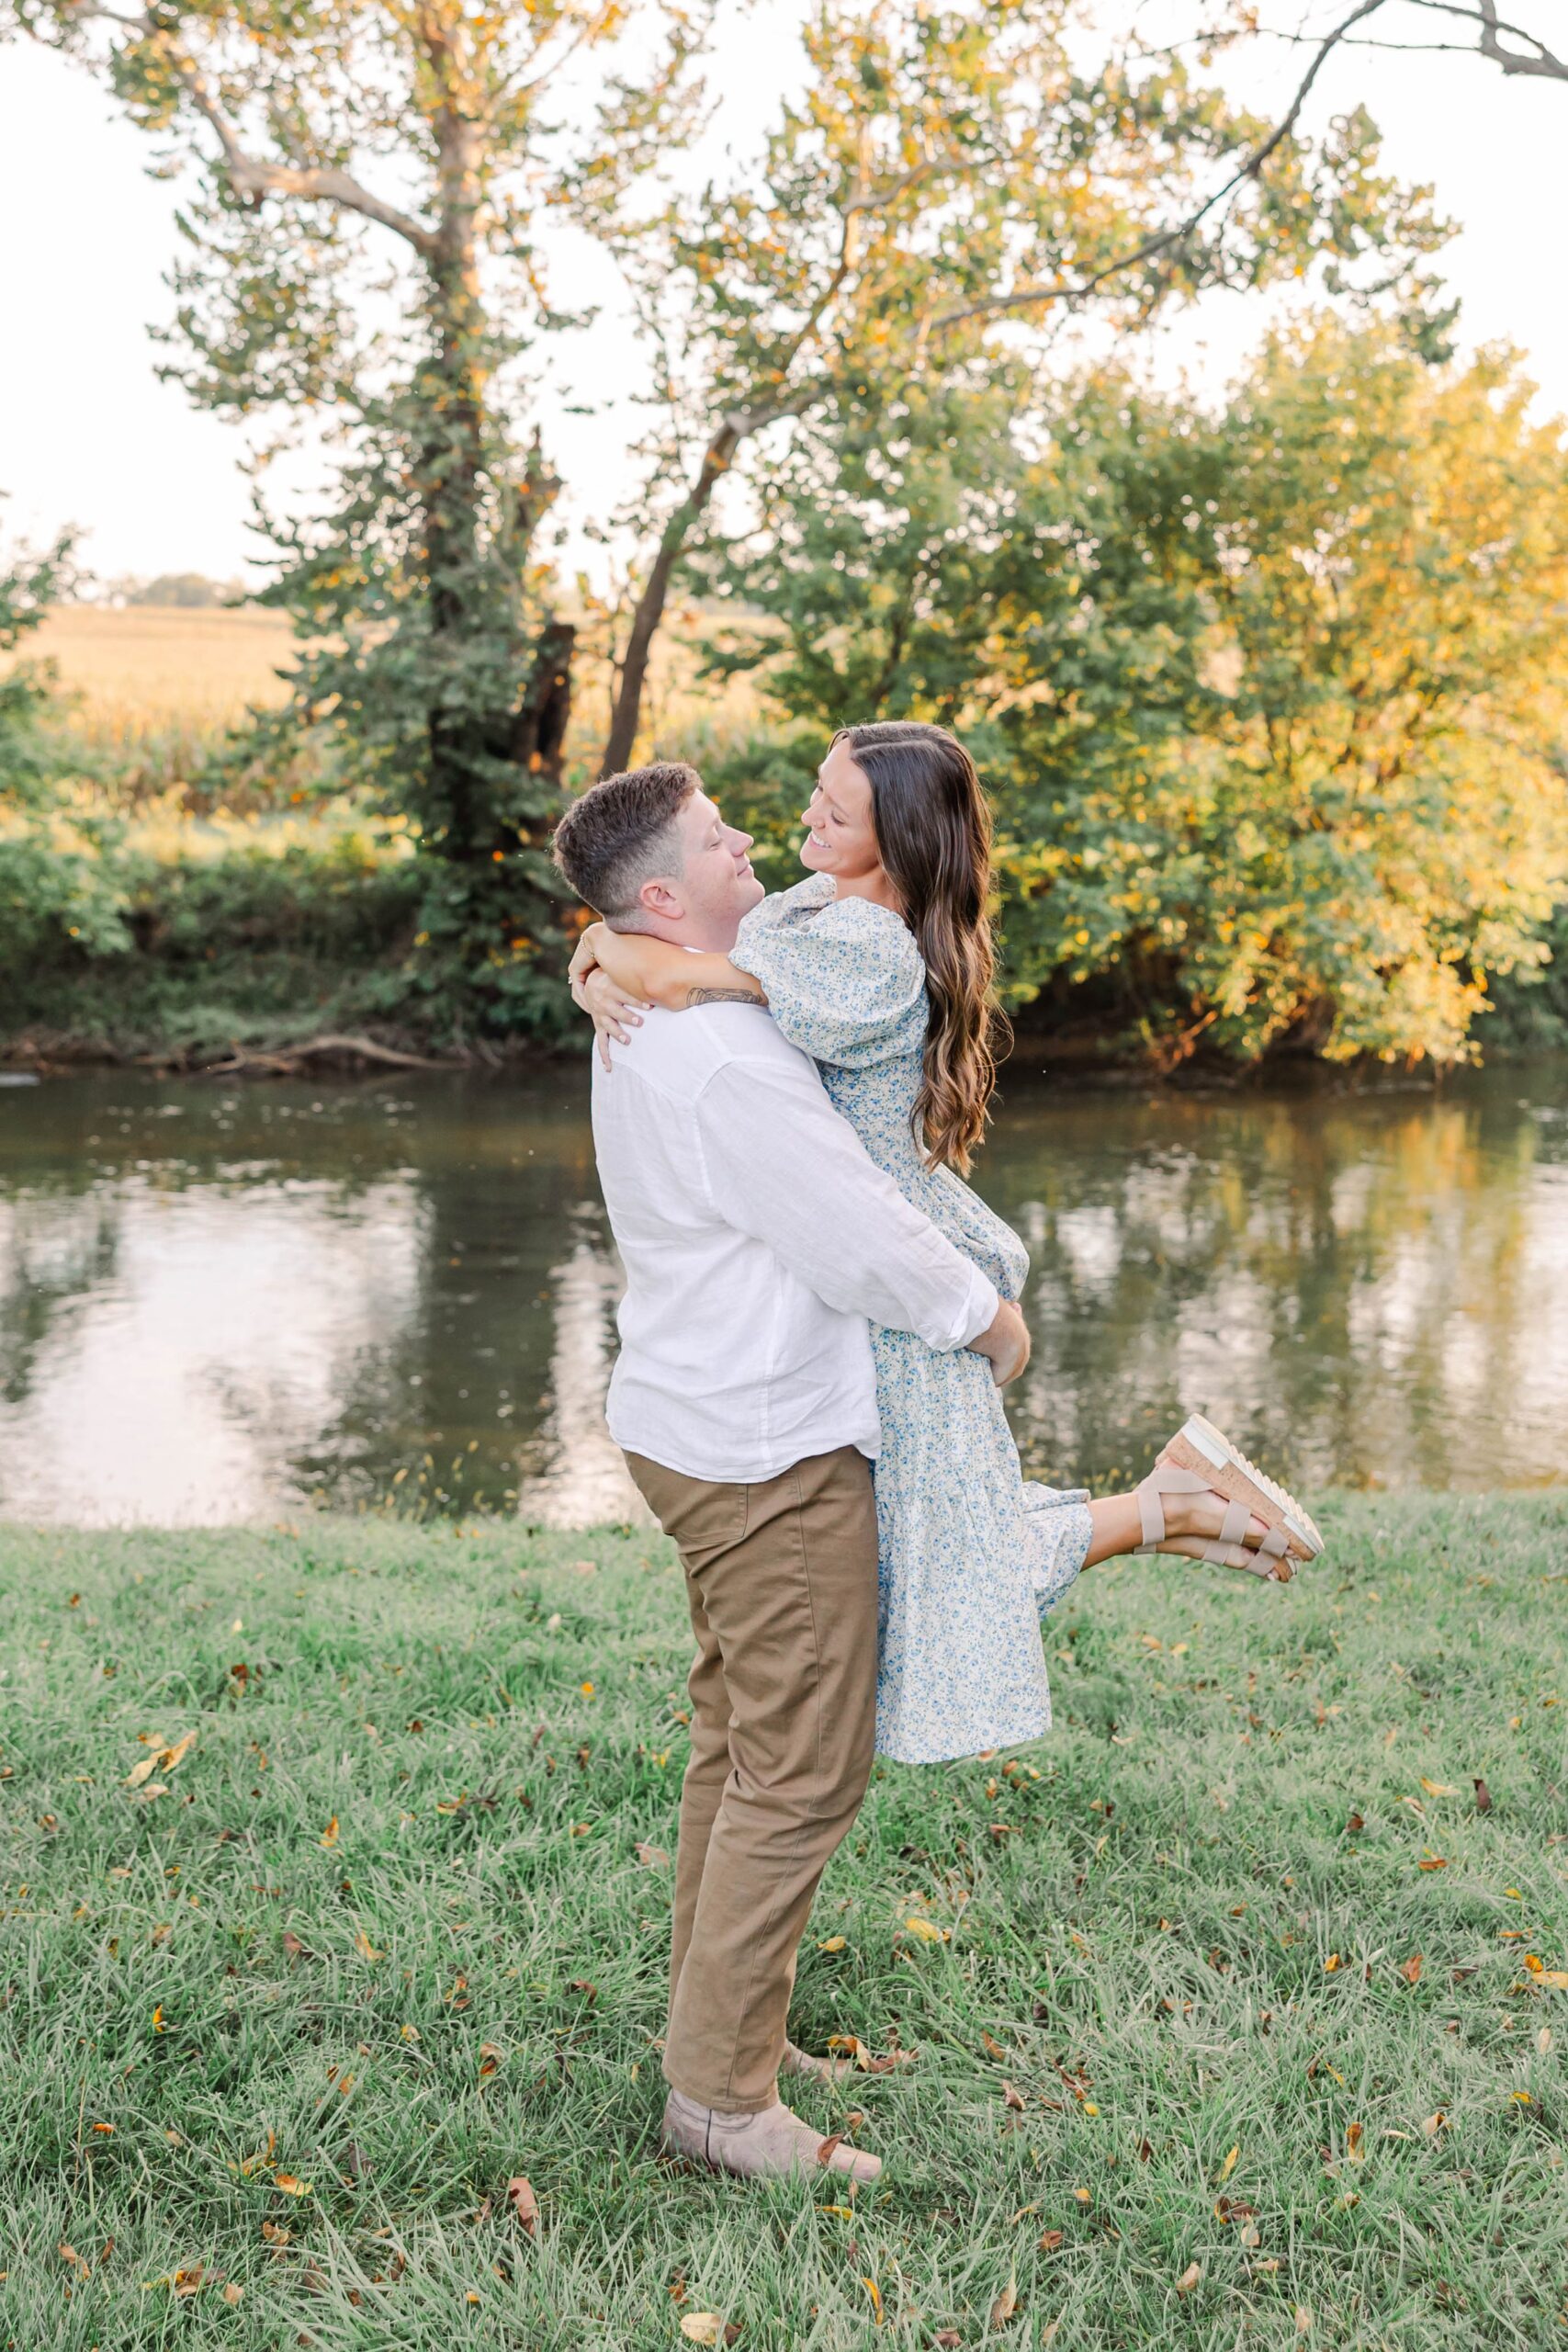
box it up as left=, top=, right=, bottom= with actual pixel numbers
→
left=552, top=762, right=701, bottom=925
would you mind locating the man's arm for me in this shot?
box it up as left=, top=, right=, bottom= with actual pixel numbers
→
left=695, top=1051, right=1009, bottom=1356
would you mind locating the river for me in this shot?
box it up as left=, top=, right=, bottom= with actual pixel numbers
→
left=2, top=1060, right=1565, bottom=1526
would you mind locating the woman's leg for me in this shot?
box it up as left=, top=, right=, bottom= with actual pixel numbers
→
left=1083, top=1484, right=1269, bottom=1571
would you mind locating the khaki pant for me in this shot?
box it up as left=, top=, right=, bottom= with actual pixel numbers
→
left=624, top=1444, right=880, bottom=2114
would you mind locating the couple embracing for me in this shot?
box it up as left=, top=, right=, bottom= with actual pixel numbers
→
left=551, top=721, right=1323, bottom=2187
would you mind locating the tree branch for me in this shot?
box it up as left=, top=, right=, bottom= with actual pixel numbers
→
left=61, top=0, right=440, bottom=253
left=1472, top=0, right=1568, bottom=78
left=932, top=0, right=1392, bottom=334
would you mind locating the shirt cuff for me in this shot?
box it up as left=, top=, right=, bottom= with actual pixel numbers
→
left=953, top=1270, right=1000, bottom=1351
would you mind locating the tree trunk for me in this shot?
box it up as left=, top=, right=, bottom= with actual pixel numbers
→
left=599, top=419, right=740, bottom=778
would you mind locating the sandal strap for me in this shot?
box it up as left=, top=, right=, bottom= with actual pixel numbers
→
left=1134, top=1463, right=1211, bottom=1550
left=1218, top=1497, right=1251, bottom=1547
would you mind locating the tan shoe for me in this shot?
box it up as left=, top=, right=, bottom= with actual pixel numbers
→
left=779, top=2039, right=857, bottom=2085
left=1136, top=1413, right=1324, bottom=1580
left=660, top=2087, right=882, bottom=2184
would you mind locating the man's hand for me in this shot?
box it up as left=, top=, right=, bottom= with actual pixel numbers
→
left=969, top=1296, right=1031, bottom=1386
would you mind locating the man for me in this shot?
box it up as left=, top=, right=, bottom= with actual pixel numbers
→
left=552, top=762, right=1028, bottom=2185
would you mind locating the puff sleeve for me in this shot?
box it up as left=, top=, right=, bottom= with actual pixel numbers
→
left=730, top=879, right=928, bottom=1069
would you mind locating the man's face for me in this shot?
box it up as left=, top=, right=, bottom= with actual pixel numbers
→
left=665, top=789, right=763, bottom=944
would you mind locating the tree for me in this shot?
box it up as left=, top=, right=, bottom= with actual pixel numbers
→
left=8, top=0, right=711, bottom=1035
left=7, top=0, right=1448, bottom=1035
left=597, top=0, right=1453, bottom=775
left=0, top=514, right=132, bottom=968
left=701, top=320, right=1568, bottom=1066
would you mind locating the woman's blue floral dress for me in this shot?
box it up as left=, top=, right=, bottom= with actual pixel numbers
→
left=732, top=874, right=1092, bottom=1764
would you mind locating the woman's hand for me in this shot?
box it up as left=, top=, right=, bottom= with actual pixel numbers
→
left=570, top=955, right=652, bottom=1071
left=568, top=922, right=611, bottom=999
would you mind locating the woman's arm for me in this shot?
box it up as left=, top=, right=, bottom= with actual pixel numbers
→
left=570, top=921, right=768, bottom=1012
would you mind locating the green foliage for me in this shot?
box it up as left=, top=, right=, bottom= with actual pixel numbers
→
left=703, top=322, right=1568, bottom=1066
left=0, top=518, right=136, bottom=971
left=2, top=1498, right=1565, bottom=2343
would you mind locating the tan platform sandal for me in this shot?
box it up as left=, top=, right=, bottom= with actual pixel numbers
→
left=1136, top=1413, right=1324, bottom=1583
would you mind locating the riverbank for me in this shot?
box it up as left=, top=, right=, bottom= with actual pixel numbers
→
left=3, top=1497, right=1564, bottom=2346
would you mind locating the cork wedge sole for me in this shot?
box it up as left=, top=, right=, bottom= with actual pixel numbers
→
left=1160, top=1413, right=1324, bottom=1563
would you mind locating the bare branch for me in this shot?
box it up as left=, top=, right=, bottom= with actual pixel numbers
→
left=1472, top=0, right=1568, bottom=77
left=61, top=0, right=440, bottom=253
left=933, top=0, right=1392, bottom=334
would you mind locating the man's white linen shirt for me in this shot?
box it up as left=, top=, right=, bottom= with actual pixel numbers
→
left=591, top=1001, right=999, bottom=1484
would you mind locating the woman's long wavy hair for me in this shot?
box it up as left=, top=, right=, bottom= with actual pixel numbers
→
left=834, top=719, right=1009, bottom=1176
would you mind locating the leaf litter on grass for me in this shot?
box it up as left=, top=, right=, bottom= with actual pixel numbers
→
left=4, top=1498, right=1567, bottom=2345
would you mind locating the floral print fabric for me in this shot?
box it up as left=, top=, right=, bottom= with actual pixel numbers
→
left=732, top=874, right=1092, bottom=1763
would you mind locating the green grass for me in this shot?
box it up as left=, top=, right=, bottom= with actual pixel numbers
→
left=2, top=1498, right=1566, bottom=2350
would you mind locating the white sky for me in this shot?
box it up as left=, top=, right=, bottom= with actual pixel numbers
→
left=2, top=2, right=1564, bottom=589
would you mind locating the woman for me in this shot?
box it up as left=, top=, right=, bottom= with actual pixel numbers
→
left=569, top=721, right=1322, bottom=1765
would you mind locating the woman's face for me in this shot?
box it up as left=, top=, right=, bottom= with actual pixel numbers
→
left=800, top=738, right=880, bottom=884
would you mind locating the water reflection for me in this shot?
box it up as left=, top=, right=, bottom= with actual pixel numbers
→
left=0, top=1064, right=1563, bottom=1527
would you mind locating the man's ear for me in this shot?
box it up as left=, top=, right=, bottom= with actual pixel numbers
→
left=636, top=876, right=683, bottom=922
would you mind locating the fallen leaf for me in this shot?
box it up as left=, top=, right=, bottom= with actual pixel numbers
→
left=321, top=1816, right=340, bottom=1848
left=1421, top=2111, right=1449, bottom=2136
left=1324, top=1953, right=1341, bottom=1973
left=161, top=1731, right=198, bottom=1773
left=988, top=2277, right=1019, bottom=2329
left=1474, top=1777, right=1494, bottom=1814
left=1002, top=2082, right=1026, bottom=2112
left=1072, top=2187, right=1091, bottom=2205
left=679, top=2318, right=728, bottom=2346
left=272, top=2174, right=311, bottom=2198
left=352, top=1928, right=381, bottom=1962
left=1175, top=2261, right=1202, bottom=2294
left=506, top=2176, right=538, bottom=2235
left=635, top=1842, right=669, bottom=1868
left=862, top=2277, right=882, bottom=2322
left=1240, top=2223, right=1261, bottom=2249
left=982, top=2030, right=1008, bottom=2062
left=1136, top=2137, right=1153, bottom=2163
left=1296, top=2306, right=1314, bottom=2334
left=1037, top=2229, right=1064, bottom=2252
left=261, top=2221, right=290, bottom=2245
left=817, top=1936, right=847, bottom=1952
left=1401, top=1953, right=1423, bottom=1984
left=222, top=2281, right=243, bottom=2305
left=478, top=2042, right=502, bottom=2077
left=935, top=2335, right=962, bottom=2349
left=1420, top=1779, right=1459, bottom=1797
left=1418, top=1855, right=1449, bottom=1871
left=1345, top=1811, right=1365, bottom=1834
left=1540, top=2026, right=1553, bottom=2053
left=902, top=1917, right=946, bottom=1943
left=1346, top=2122, right=1364, bottom=2163
left=1217, top=2144, right=1239, bottom=2183
left=173, top=2265, right=205, bottom=2296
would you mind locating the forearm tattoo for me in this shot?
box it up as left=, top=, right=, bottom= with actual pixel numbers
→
left=685, top=985, right=760, bottom=1008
